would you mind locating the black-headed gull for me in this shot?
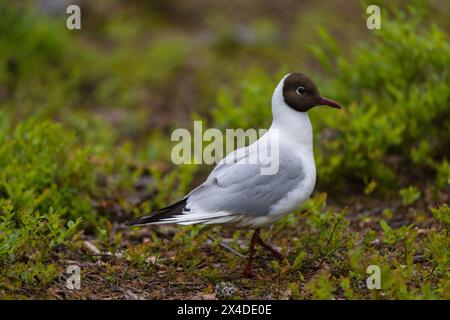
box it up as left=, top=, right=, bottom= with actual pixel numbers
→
left=128, top=73, right=341, bottom=277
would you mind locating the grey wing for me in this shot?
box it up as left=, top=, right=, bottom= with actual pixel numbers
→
left=185, top=145, right=305, bottom=218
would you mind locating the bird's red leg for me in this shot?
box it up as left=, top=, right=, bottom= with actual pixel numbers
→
left=255, top=234, right=284, bottom=261
left=243, top=229, right=260, bottom=277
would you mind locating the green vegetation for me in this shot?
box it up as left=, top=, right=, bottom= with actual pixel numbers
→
left=0, top=1, right=448, bottom=299
left=0, top=120, right=86, bottom=288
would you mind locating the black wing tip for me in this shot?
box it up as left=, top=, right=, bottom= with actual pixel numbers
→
left=125, top=198, right=187, bottom=227
left=125, top=215, right=157, bottom=227
left=124, top=219, right=144, bottom=227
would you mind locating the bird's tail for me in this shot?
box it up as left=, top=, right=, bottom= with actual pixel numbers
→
left=126, top=198, right=187, bottom=227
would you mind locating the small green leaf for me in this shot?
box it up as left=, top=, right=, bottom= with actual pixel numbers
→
left=380, top=219, right=392, bottom=233
left=399, top=186, right=421, bottom=206
left=292, top=251, right=307, bottom=271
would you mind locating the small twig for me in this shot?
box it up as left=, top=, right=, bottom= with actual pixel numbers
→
left=88, top=253, right=123, bottom=258
left=82, top=240, right=123, bottom=259
left=208, top=235, right=248, bottom=258
left=316, top=220, right=342, bottom=268
left=82, top=240, right=101, bottom=255
left=427, top=264, right=437, bottom=279
left=111, top=285, right=146, bottom=300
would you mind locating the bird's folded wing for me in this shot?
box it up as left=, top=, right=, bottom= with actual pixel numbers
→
left=185, top=145, right=305, bottom=218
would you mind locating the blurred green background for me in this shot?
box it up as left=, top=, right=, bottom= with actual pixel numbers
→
left=0, top=0, right=449, bottom=299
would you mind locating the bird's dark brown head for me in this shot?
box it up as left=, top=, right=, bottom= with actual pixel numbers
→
left=282, top=73, right=341, bottom=112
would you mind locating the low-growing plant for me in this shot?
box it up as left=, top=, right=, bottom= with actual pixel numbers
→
left=0, top=118, right=93, bottom=287
left=399, top=186, right=421, bottom=206
left=379, top=220, right=415, bottom=245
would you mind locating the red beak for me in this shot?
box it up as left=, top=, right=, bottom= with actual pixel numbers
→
left=319, top=97, right=341, bottom=109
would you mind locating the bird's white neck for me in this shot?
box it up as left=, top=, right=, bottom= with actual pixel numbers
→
left=269, top=76, right=313, bottom=151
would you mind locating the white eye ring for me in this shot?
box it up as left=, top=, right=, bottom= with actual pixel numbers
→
left=296, top=86, right=306, bottom=95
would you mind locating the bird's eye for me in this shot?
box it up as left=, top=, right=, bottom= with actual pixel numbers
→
left=296, top=86, right=306, bottom=95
